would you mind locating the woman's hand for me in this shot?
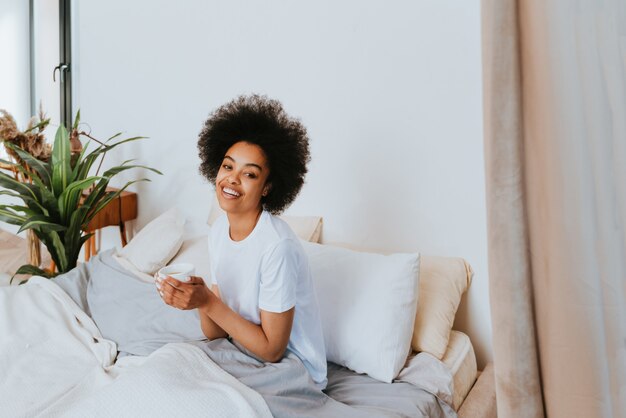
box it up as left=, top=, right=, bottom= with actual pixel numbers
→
left=156, top=275, right=211, bottom=310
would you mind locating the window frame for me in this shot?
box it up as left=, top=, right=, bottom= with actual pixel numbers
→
left=29, top=0, right=72, bottom=128
left=0, top=0, right=72, bottom=170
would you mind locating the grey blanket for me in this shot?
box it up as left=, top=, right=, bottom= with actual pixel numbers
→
left=53, top=250, right=206, bottom=356
left=53, top=251, right=456, bottom=418
left=192, top=339, right=456, bottom=418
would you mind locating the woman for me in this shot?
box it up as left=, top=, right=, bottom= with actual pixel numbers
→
left=156, top=95, right=327, bottom=389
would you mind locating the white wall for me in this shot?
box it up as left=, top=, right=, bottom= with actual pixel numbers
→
left=0, top=0, right=30, bottom=125
left=0, top=0, right=31, bottom=235
left=74, top=0, right=492, bottom=367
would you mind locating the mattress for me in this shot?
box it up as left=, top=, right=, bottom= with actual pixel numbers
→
left=441, top=330, right=478, bottom=410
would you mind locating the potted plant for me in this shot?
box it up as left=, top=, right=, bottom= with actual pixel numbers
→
left=0, top=110, right=160, bottom=279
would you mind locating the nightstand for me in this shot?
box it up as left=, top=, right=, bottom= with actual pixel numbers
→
left=83, top=187, right=138, bottom=261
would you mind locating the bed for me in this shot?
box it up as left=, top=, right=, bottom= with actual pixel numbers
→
left=0, top=208, right=491, bottom=417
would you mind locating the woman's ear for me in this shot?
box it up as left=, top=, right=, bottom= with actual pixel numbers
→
left=262, top=183, right=271, bottom=197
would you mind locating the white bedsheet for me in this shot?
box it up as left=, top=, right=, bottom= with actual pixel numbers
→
left=0, top=277, right=272, bottom=418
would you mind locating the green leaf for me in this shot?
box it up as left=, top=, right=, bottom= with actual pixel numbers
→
left=1, top=164, right=52, bottom=218
left=70, top=140, right=92, bottom=181
left=0, top=158, right=16, bottom=167
left=65, top=206, right=91, bottom=257
left=24, top=175, right=53, bottom=217
left=74, top=136, right=148, bottom=180
left=4, top=142, right=52, bottom=187
left=72, top=143, right=103, bottom=182
left=0, top=204, right=36, bottom=217
left=102, top=164, right=162, bottom=178
left=10, top=264, right=54, bottom=284
left=80, top=233, right=93, bottom=246
left=34, top=233, right=60, bottom=271
left=57, top=176, right=100, bottom=223
left=51, top=125, right=72, bottom=197
left=118, top=159, right=137, bottom=166
left=48, top=231, right=67, bottom=272
left=2, top=176, right=57, bottom=222
left=1, top=171, right=54, bottom=218
left=23, top=117, right=50, bottom=134
left=105, top=132, right=123, bottom=143
left=0, top=189, right=21, bottom=199
left=17, top=215, right=67, bottom=234
left=97, top=136, right=147, bottom=156
left=0, top=171, right=38, bottom=202
left=72, top=109, right=81, bottom=131
left=0, top=207, right=27, bottom=225
left=85, top=178, right=149, bottom=224
left=85, top=190, right=116, bottom=222
left=76, top=135, right=144, bottom=170
left=81, top=177, right=111, bottom=216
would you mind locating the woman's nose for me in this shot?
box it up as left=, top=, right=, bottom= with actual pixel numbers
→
left=227, top=174, right=239, bottom=184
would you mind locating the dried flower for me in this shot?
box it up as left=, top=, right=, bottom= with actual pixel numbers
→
left=0, top=110, right=19, bottom=143
left=0, top=109, right=52, bottom=164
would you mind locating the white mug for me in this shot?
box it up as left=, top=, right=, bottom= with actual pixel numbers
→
left=157, top=263, right=195, bottom=283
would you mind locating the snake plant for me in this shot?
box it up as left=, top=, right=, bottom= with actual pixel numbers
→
left=0, top=117, right=161, bottom=279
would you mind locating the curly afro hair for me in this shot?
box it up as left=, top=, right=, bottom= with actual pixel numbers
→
left=198, top=94, right=311, bottom=215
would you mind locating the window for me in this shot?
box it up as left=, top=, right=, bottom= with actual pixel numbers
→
left=0, top=1, right=71, bottom=165
left=0, top=0, right=30, bottom=163
left=31, top=0, right=72, bottom=132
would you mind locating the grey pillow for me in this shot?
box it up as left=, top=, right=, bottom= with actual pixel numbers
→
left=53, top=262, right=92, bottom=316
left=55, top=250, right=206, bottom=356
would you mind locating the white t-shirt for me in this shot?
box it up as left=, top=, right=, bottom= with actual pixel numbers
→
left=208, top=211, right=327, bottom=388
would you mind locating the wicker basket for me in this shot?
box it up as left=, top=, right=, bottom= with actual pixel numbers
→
left=27, top=230, right=41, bottom=267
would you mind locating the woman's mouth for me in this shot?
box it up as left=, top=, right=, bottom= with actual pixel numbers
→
left=222, top=187, right=241, bottom=198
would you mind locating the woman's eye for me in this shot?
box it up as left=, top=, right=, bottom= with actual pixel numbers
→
left=222, top=164, right=232, bottom=170
left=244, top=172, right=257, bottom=179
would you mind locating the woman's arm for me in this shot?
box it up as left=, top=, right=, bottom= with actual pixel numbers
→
left=200, top=290, right=294, bottom=362
left=199, top=285, right=228, bottom=340
left=159, top=277, right=294, bottom=362
left=156, top=276, right=227, bottom=339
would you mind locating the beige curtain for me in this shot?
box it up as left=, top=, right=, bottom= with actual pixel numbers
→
left=482, top=1, right=626, bottom=417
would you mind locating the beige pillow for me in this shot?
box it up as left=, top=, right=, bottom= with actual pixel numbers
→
left=207, top=195, right=323, bottom=243
left=276, top=215, right=323, bottom=243
left=168, top=235, right=211, bottom=280
left=117, top=207, right=185, bottom=275
left=412, top=256, right=473, bottom=359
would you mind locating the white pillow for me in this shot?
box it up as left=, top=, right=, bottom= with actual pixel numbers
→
left=301, top=240, right=420, bottom=383
left=117, top=207, right=185, bottom=275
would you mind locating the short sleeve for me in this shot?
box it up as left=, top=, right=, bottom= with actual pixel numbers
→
left=207, top=234, right=217, bottom=285
left=207, top=224, right=222, bottom=286
left=258, top=239, right=299, bottom=313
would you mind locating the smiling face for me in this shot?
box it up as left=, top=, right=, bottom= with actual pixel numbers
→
left=215, top=141, right=271, bottom=217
